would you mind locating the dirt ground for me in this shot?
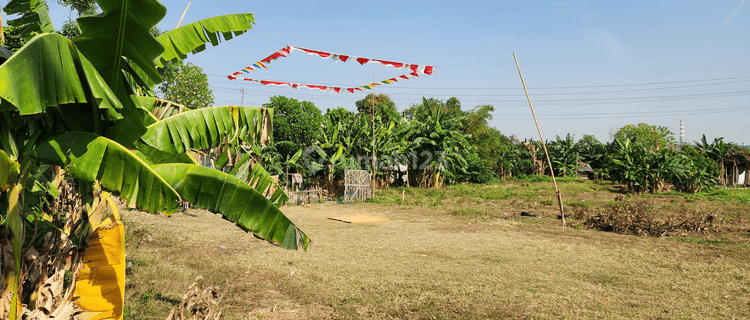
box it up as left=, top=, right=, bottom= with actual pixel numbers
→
left=122, top=186, right=750, bottom=319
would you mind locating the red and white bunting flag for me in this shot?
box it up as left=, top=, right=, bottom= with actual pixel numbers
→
left=228, top=46, right=434, bottom=93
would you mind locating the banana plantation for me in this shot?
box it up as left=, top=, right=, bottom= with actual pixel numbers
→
left=1, top=0, right=749, bottom=319
left=262, top=92, right=750, bottom=195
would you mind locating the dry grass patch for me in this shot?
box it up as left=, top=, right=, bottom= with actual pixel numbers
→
left=122, top=187, right=750, bottom=319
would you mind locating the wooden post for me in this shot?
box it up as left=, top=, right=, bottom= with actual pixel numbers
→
left=176, top=2, right=192, bottom=28
left=1, top=5, right=4, bottom=46
left=371, top=76, right=376, bottom=190
left=513, top=52, right=566, bottom=227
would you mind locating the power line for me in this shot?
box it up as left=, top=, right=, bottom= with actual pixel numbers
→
left=496, top=106, right=750, bottom=120
left=210, top=82, right=750, bottom=103
left=208, top=73, right=750, bottom=91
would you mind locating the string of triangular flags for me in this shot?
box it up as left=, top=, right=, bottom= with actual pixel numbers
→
left=227, top=46, right=434, bottom=93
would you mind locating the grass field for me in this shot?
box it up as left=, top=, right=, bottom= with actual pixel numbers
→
left=122, top=179, right=750, bottom=319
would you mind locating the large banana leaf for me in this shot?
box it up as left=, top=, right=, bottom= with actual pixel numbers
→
left=29, top=132, right=180, bottom=214
left=134, top=96, right=186, bottom=120
left=152, top=163, right=310, bottom=251
left=230, top=153, right=288, bottom=206
left=3, top=0, right=54, bottom=41
left=139, top=106, right=270, bottom=155
left=132, top=141, right=197, bottom=166
left=0, top=150, right=20, bottom=192
left=73, top=0, right=166, bottom=87
left=0, top=45, right=13, bottom=64
left=71, top=0, right=168, bottom=146
left=156, top=13, right=255, bottom=66
left=0, top=33, right=122, bottom=117
left=247, top=163, right=289, bottom=206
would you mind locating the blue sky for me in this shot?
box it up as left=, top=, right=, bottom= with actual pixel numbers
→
left=48, top=1, right=749, bottom=144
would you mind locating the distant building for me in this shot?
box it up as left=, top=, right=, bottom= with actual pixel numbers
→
left=576, top=162, right=596, bottom=180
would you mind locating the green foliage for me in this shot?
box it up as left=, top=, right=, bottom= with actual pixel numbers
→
left=398, top=97, right=472, bottom=185
left=3, top=0, right=55, bottom=42
left=606, top=139, right=651, bottom=193
left=462, top=104, right=515, bottom=178
left=575, top=134, right=607, bottom=172
left=457, top=151, right=495, bottom=183
left=0, top=4, right=301, bottom=318
left=356, top=93, right=399, bottom=125
left=31, top=132, right=181, bottom=213
left=58, top=0, right=98, bottom=16
left=2, top=24, right=26, bottom=52
left=693, top=135, right=750, bottom=186
left=604, top=138, right=705, bottom=194
left=0, top=0, right=304, bottom=265
left=58, top=19, right=81, bottom=39
left=155, top=13, right=254, bottom=66
left=548, top=134, right=580, bottom=177
left=614, top=123, right=676, bottom=151
left=153, top=164, right=308, bottom=250
left=157, top=61, right=214, bottom=109
left=264, top=95, right=323, bottom=158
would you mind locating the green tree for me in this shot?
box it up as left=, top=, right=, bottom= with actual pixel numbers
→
left=575, top=134, right=607, bottom=173
left=58, top=0, right=98, bottom=16
left=404, top=97, right=463, bottom=131
left=356, top=93, right=399, bottom=125
left=678, top=146, right=720, bottom=193
left=547, top=134, right=580, bottom=177
left=614, top=123, right=676, bottom=151
left=1, top=24, right=25, bottom=51
left=605, top=138, right=689, bottom=193
left=398, top=97, right=473, bottom=186
left=0, top=2, right=306, bottom=318
left=56, top=0, right=97, bottom=39
left=58, top=19, right=80, bottom=38
left=264, top=95, right=323, bottom=157
left=461, top=104, right=504, bottom=178
left=444, top=96, right=465, bottom=120
left=157, top=61, right=214, bottom=109
left=694, top=135, right=750, bottom=187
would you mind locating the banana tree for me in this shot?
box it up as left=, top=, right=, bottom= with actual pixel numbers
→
left=607, top=139, right=650, bottom=193
left=0, top=1, right=308, bottom=319
left=646, top=148, right=688, bottom=193
left=695, top=135, right=732, bottom=187
left=398, top=98, right=471, bottom=187
left=548, top=134, right=580, bottom=177
left=676, top=146, right=719, bottom=193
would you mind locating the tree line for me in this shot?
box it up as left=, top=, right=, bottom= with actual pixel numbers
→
left=263, top=94, right=750, bottom=194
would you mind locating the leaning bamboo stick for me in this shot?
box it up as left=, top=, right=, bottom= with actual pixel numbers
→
left=513, top=52, right=566, bottom=227
left=176, top=2, right=192, bottom=28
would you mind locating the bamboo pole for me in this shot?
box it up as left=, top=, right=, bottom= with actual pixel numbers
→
left=513, top=52, right=566, bottom=227
left=371, top=76, right=376, bottom=192
left=176, top=2, right=192, bottom=28
left=1, top=4, right=4, bottom=46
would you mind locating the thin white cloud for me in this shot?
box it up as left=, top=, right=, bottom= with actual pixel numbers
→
left=725, top=0, right=746, bottom=24
left=587, top=29, right=632, bottom=58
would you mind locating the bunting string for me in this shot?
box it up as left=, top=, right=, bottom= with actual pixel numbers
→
left=227, top=46, right=434, bottom=93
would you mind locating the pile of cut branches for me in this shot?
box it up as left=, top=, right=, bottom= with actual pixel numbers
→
left=581, top=196, right=717, bottom=237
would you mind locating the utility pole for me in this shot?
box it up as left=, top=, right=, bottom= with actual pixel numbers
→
left=240, top=87, right=245, bottom=105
